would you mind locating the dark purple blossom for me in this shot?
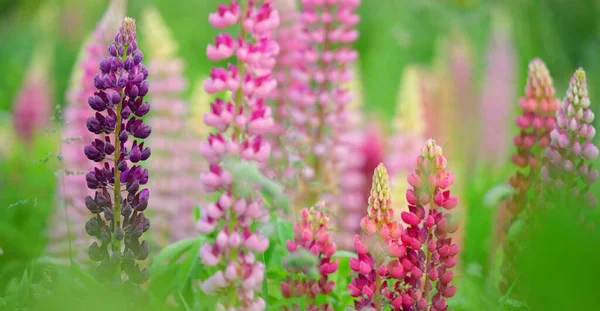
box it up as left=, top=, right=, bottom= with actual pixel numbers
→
left=83, top=17, right=151, bottom=284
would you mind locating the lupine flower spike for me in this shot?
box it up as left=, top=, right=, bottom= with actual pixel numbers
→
left=48, top=0, right=125, bottom=263
left=196, top=1, right=279, bottom=310
left=478, top=9, right=516, bottom=165
left=281, top=204, right=338, bottom=311
left=12, top=41, right=53, bottom=144
left=142, top=6, right=201, bottom=248
left=348, top=164, right=406, bottom=310
left=505, top=59, right=559, bottom=221
left=83, top=17, right=152, bottom=284
left=292, top=0, right=361, bottom=207
left=499, top=58, right=559, bottom=294
left=12, top=3, right=58, bottom=144
left=542, top=68, right=598, bottom=225
left=268, top=0, right=304, bottom=182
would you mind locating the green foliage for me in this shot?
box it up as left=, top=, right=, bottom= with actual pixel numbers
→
left=0, top=130, right=59, bottom=293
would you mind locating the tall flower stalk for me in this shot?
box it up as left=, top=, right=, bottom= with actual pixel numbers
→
left=83, top=17, right=152, bottom=284
left=478, top=9, right=516, bottom=165
left=504, top=59, right=559, bottom=223
left=292, top=0, right=361, bottom=207
left=196, top=1, right=279, bottom=309
left=48, top=0, right=125, bottom=263
left=142, top=6, right=201, bottom=248
left=348, top=163, right=405, bottom=310
left=396, top=138, right=459, bottom=311
left=542, top=68, right=598, bottom=224
left=499, top=58, right=559, bottom=294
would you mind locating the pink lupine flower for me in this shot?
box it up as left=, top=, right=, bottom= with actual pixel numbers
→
left=348, top=164, right=405, bottom=310
left=542, top=68, right=598, bottom=222
left=394, top=138, right=459, bottom=311
left=12, top=47, right=53, bottom=144
left=11, top=3, right=57, bottom=144
left=196, top=1, right=279, bottom=310
left=290, top=0, right=361, bottom=207
left=142, top=6, right=202, bottom=248
left=478, top=11, right=516, bottom=166
left=281, top=205, right=338, bottom=311
left=498, top=59, right=559, bottom=295
left=47, top=0, right=125, bottom=263
left=505, top=59, right=559, bottom=217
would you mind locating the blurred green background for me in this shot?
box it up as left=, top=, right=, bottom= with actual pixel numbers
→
left=2, top=0, right=600, bottom=117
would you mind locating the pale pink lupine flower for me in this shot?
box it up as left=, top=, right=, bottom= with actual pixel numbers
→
left=267, top=0, right=306, bottom=182
left=197, top=2, right=279, bottom=310
left=478, top=10, right=516, bottom=166
left=12, top=47, right=53, bottom=144
left=142, top=6, right=203, bottom=248
left=289, top=0, right=362, bottom=209
left=47, top=0, right=126, bottom=263
left=11, top=3, right=57, bottom=144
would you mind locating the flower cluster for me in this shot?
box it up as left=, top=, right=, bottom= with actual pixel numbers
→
left=542, top=68, right=599, bottom=219
left=281, top=206, right=338, bottom=311
left=478, top=11, right=516, bottom=164
left=348, top=164, right=405, bottom=310
left=268, top=0, right=305, bottom=181
left=396, top=138, right=458, bottom=311
left=505, top=59, right=559, bottom=217
left=12, top=49, right=52, bottom=144
left=48, top=0, right=125, bottom=263
left=196, top=1, right=279, bottom=310
left=499, top=58, right=559, bottom=295
left=83, top=17, right=152, bottom=284
left=142, top=6, right=202, bottom=248
left=290, top=0, right=361, bottom=207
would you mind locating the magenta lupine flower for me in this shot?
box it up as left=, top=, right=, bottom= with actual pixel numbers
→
left=83, top=18, right=152, bottom=284
left=12, top=49, right=52, bottom=144
left=498, top=59, right=559, bottom=295
left=542, top=68, right=599, bottom=220
left=348, top=164, right=406, bottom=310
left=142, top=6, right=201, bottom=248
left=196, top=2, right=279, bottom=310
left=478, top=12, right=516, bottom=165
left=505, top=58, right=559, bottom=217
left=48, top=0, right=125, bottom=263
left=290, top=0, right=361, bottom=206
left=281, top=206, right=338, bottom=311
left=394, top=139, right=459, bottom=311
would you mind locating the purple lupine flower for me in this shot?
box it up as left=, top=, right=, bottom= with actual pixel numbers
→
left=478, top=12, right=516, bottom=166
left=196, top=1, right=279, bottom=310
left=142, top=6, right=202, bottom=249
left=48, top=0, right=125, bottom=264
left=289, top=0, right=361, bottom=207
left=83, top=17, right=152, bottom=284
left=542, top=68, right=598, bottom=224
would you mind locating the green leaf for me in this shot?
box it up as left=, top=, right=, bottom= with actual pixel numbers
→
left=152, top=236, right=204, bottom=266
left=177, top=237, right=203, bottom=286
